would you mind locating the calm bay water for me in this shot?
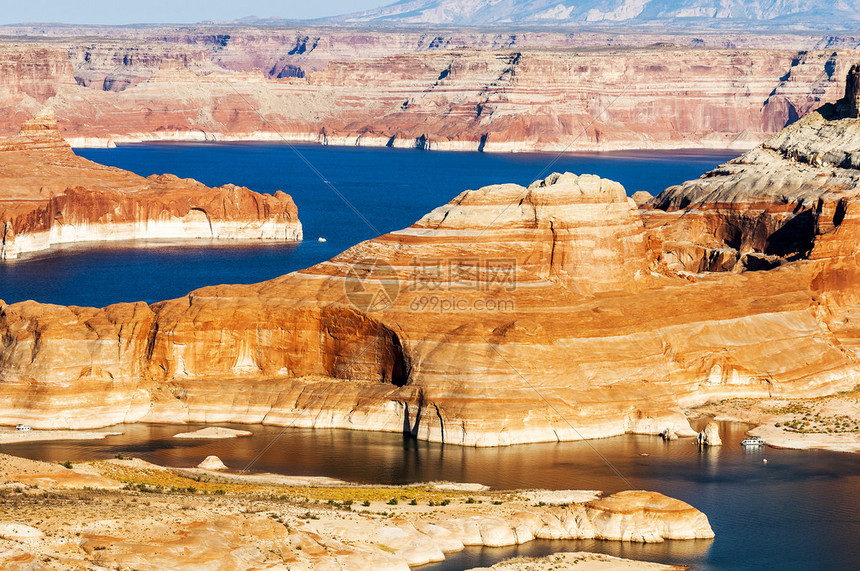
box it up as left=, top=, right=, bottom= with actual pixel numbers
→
left=0, top=144, right=735, bottom=307
left=2, top=421, right=858, bottom=571
left=1, top=144, right=854, bottom=570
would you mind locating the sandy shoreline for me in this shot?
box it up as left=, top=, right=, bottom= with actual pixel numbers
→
left=66, top=129, right=755, bottom=154
left=0, top=452, right=708, bottom=570
left=0, top=429, right=122, bottom=444
left=692, top=389, right=860, bottom=453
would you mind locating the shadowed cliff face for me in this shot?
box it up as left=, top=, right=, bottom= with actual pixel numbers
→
left=842, top=63, right=860, bottom=118
left=644, top=65, right=860, bottom=274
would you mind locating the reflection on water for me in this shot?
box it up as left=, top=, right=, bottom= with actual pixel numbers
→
left=2, top=421, right=859, bottom=570
left=419, top=538, right=715, bottom=571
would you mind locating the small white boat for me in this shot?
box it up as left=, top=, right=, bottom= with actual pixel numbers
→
left=15, top=424, right=32, bottom=431
left=741, top=436, right=766, bottom=447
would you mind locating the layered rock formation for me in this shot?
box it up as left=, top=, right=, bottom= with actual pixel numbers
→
left=696, top=422, right=722, bottom=446
left=645, top=62, right=860, bottom=274
left=0, top=112, right=301, bottom=259
left=5, top=69, right=860, bottom=446
left=0, top=27, right=856, bottom=151
left=0, top=453, right=712, bottom=569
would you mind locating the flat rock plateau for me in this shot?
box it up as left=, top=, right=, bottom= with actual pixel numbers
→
left=4, top=67, right=860, bottom=448
left=0, top=452, right=709, bottom=570
left=0, top=111, right=302, bottom=259
left=0, top=25, right=859, bottom=151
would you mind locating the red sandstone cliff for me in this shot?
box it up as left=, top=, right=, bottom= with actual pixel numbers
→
left=0, top=27, right=857, bottom=151
left=0, top=112, right=302, bottom=259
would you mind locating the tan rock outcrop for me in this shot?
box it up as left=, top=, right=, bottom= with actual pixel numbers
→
left=174, top=427, right=252, bottom=439
left=696, top=422, right=723, bottom=446
left=0, top=463, right=711, bottom=570
left=0, top=522, right=43, bottom=540
left=0, top=453, right=122, bottom=490
left=467, top=552, right=683, bottom=570
left=309, top=490, right=711, bottom=567
left=585, top=490, right=715, bottom=541
left=196, top=456, right=228, bottom=470
left=0, top=113, right=302, bottom=259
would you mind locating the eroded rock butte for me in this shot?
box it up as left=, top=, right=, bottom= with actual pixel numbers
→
left=4, top=68, right=860, bottom=446
left=0, top=111, right=302, bottom=260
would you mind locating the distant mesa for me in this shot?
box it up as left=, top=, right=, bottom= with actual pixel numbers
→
left=0, top=28, right=847, bottom=154
left=0, top=112, right=302, bottom=260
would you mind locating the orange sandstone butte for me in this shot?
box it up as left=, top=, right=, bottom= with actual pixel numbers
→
left=3, top=69, right=860, bottom=445
left=0, top=110, right=302, bottom=260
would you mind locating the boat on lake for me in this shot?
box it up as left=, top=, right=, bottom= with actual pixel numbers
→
left=741, top=436, right=766, bottom=447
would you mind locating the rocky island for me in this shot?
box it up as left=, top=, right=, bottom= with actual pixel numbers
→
left=3, top=67, right=860, bottom=449
left=0, top=111, right=302, bottom=260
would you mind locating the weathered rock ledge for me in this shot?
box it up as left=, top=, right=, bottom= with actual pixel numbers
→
left=0, top=452, right=712, bottom=570
left=0, top=111, right=302, bottom=260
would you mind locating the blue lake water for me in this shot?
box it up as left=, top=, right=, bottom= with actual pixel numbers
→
left=0, top=144, right=735, bottom=307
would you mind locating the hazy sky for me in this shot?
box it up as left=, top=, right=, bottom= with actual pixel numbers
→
left=2, top=0, right=390, bottom=25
